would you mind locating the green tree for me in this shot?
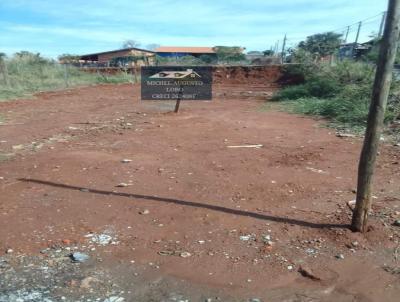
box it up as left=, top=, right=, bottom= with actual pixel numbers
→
left=58, top=54, right=80, bottom=62
left=263, top=50, right=275, bottom=56
left=213, top=46, right=246, bottom=63
left=298, top=32, right=342, bottom=59
left=199, top=54, right=216, bottom=64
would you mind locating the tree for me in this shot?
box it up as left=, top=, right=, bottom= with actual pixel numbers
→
left=58, top=54, right=80, bottom=62
left=263, top=50, right=275, bottom=56
left=0, top=52, right=9, bottom=86
left=298, top=32, right=342, bottom=59
left=122, top=40, right=141, bottom=49
left=213, top=46, right=246, bottom=63
left=146, top=43, right=160, bottom=51
left=14, top=51, right=49, bottom=64
left=199, top=54, right=217, bottom=64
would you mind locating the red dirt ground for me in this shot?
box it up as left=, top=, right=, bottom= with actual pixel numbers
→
left=0, top=83, right=400, bottom=301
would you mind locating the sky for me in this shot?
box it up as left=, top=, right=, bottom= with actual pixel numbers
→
left=0, top=0, right=388, bottom=58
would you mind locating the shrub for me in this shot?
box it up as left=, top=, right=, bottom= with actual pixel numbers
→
left=292, top=97, right=369, bottom=127
left=272, top=85, right=309, bottom=100
left=305, top=77, right=341, bottom=98
left=273, top=60, right=400, bottom=128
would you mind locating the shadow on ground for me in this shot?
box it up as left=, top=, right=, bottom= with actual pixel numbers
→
left=20, top=178, right=349, bottom=230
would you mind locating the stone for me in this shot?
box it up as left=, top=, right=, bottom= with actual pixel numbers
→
left=335, top=254, right=345, bottom=260
left=393, top=220, right=400, bottom=226
left=336, top=132, right=355, bottom=138
left=261, top=234, right=271, bottom=242
left=139, top=209, right=150, bottom=215
left=70, top=252, right=90, bottom=263
left=5, top=248, right=13, bottom=254
left=91, top=234, right=113, bottom=245
left=116, top=183, right=129, bottom=187
left=104, top=297, right=124, bottom=302
left=180, top=252, right=191, bottom=258
left=239, top=235, right=254, bottom=241
left=121, top=159, right=132, bottom=163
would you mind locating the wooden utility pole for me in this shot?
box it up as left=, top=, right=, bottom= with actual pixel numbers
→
left=379, top=11, right=388, bottom=37
left=354, top=21, right=362, bottom=44
left=281, top=34, right=287, bottom=64
left=351, top=0, right=400, bottom=232
left=344, top=26, right=350, bottom=43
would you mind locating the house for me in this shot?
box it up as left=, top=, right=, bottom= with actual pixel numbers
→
left=154, top=46, right=217, bottom=59
left=338, top=41, right=375, bottom=60
left=78, top=47, right=156, bottom=66
left=149, top=69, right=201, bottom=79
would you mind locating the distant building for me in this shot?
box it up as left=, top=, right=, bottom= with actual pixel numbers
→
left=338, top=41, right=375, bottom=60
left=154, top=46, right=216, bottom=59
left=78, top=47, right=156, bottom=66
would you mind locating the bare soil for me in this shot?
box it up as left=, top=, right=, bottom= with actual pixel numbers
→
left=0, top=83, right=399, bottom=302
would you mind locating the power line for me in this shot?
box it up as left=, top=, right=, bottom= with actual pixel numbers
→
left=331, top=11, right=385, bottom=33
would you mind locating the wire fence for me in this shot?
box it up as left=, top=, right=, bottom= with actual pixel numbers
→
left=0, top=59, right=133, bottom=101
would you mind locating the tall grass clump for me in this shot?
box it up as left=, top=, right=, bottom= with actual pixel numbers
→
left=273, top=60, right=400, bottom=128
left=0, top=52, right=132, bottom=101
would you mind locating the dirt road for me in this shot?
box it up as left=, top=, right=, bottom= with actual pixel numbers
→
left=0, top=83, right=399, bottom=301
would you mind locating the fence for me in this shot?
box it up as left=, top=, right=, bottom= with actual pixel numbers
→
left=0, top=58, right=133, bottom=101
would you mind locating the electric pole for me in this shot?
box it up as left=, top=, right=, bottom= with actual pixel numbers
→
left=355, top=21, right=362, bottom=44
left=344, top=26, right=350, bottom=43
left=281, top=34, right=287, bottom=63
left=351, top=0, right=400, bottom=232
left=379, top=11, right=388, bottom=37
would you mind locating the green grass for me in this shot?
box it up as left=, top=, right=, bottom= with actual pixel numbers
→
left=271, top=61, right=400, bottom=133
left=0, top=55, right=132, bottom=101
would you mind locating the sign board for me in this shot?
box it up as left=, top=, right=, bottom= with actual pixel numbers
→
left=141, top=66, right=212, bottom=100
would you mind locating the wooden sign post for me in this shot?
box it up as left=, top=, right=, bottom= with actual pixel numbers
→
left=174, top=84, right=183, bottom=113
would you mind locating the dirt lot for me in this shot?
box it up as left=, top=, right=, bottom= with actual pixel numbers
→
left=0, top=83, right=400, bottom=302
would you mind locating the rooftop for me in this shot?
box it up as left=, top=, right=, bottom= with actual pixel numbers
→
left=80, top=47, right=155, bottom=57
left=154, top=46, right=216, bottom=54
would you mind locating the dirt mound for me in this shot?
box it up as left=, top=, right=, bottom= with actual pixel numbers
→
left=212, top=65, right=282, bottom=86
